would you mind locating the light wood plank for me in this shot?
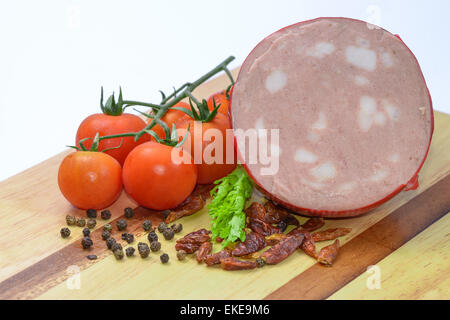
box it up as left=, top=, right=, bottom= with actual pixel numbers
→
left=329, top=213, right=450, bottom=300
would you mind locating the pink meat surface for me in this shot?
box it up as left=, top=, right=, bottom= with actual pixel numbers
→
left=231, top=18, right=433, bottom=214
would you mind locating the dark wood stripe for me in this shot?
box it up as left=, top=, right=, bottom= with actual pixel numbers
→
left=264, top=174, right=450, bottom=300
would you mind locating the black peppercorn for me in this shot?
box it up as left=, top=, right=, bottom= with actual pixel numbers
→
left=163, top=229, right=175, bottom=241
left=147, top=231, right=158, bottom=243
left=86, top=209, right=97, bottom=219
left=81, top=236, right=93, bottom=249
left=116, top=219, right=127, bottom=231
left=160, top=253, right=169, bottom=264
left=76, top=218, right=86, bottom=227
left=142, top=220, right=152, bottom=231
left=102, top=230, right=111, bottom=240
left=60, top=227, right=71, bottom=238
left=125, top=247, right=135, bottom=257
left=87, top=219, right=96, bottom=229
left=106, top=237, right=116, bottom=250
left=137, top=242, right=150, bottom=258
left=86, top=255, right=97, bottom=260
left=124, top=207, right=134, bottom=219
left=66, top=215, right=76, bottom=226
left=101, top=210, right=111, bottom=220
left=103, top=224, right=113, bottom=233
left=113, top=249, right=124, bottom=260
left=176, top=250, right=187, bottom=261
left=121, top=233, right=134, bottom=244
left=256, top=257, right=266, bottom=268
left=111, top=242, right=123, bottom=252
left=82, top=227, right=90, bottom=237
left=158, top=222, right=168, bottom=233
left=171, top=223, right=183, bottom=233
left=150, top=241, right=161, bottom=252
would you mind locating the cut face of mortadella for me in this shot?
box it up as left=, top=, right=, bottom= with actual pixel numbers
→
left=231, top=18, right=433, bottom=216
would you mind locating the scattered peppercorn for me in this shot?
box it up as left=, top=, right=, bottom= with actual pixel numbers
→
left=163, top=229, right=175, bottom=241
left=121, top=232, right=134, bottom=244
left=104, top=224, right=113, bottom=233
left=102, top=230, right=111, bottom=240
left=256, top=257, right=266, bottom=268
left=76, top=218, right=86, bottom=227
left=81, top=237, right=93, bottom=249
left=176, top=250, right=187, bottom=261
left=147, top=231, right=158, bottom=243
left=125, top=247, right=135, bottom=257
left=117, top=219, right=127, bottom=231
left=160, top=253, right=169, bottom=264
left=101, top=209, right=111, bottom=220
left=60, top=227, right=71, bottom=238
left=82, top=227, right=90, bottom=237
left=138, top=242, right=150, bottom=258
left=158, top=222, right=168, bottom=233
left=106, top=237, right=116, bottom=250
left=111, top=242, right=123, bottom=252
left=150, top=241, right=161, bottom=252
left=124, top=207, right=134, bottom=219
left=86, top=255, right=97, bottom=260
left=86, top=209, right=97, bottom=219
left=142, top=220, right=152, bottom=231
left=66, top=215, right=76, bottom=226
left=113, top=249, right=124, bottom=260
left=87, top=219, right=97, bottom=229
left=171, top=223, right=183, bottom=233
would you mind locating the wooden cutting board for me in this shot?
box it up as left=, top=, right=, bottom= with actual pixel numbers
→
left=0, top=68, right=449, bottom=300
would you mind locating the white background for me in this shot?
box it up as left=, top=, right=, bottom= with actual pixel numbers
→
left=0, top=0, right=449, bottom=181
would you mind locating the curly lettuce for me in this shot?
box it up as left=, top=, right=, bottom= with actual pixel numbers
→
left=207, top=166, right=253, bottom=248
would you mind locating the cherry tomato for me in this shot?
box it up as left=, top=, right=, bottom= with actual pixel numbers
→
left=147, top=102, right=190, bottom=139
left=207, top=91, right=230, bottom=116
left=76, top=113, right=150, bottom=166
left=122, top=141, right=198, bottom=210
left=58, top=151, right=123, bottom=210
left=176, top=112, right=236, bottom=184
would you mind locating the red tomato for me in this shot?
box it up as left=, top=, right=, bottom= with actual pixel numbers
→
left=176, top=112, right=236, bottom=184
left=147, top=102, right=190, bottom=139
left=122, top=141, right=198, bottom=210
left=58, top=151, right=123, bottom=210
left=207, top=91, right=230, bottom=116
left=76, top=113, right=150, bottom=166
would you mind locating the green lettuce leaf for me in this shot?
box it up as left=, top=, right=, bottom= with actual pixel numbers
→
left=208, top=166, right=253, bottom=248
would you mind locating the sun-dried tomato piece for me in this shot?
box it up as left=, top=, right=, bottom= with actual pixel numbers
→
left=175, top=228, right=211, bottom=253
left=196, top=241, right=212, bottom=263
left=244, top=202, right=267, bottom=220
left=248, top=218, right=281, bottom=236
left=164, top=185, right=213, bottom=223
left=300, top=217, right=325, bottom=232
left=261, top=234, right=304, bottom=265
left=232, top=232, right=267, bottom=257
left=311, top=228, right=352, bottom=242
left=300, top=232, right=318, bottom=259
left=266, top=233, right=288, bottom=246
left=317, top=239, right=340, bottom=266
left=205, top=249, right=232, bottom=266
left=220, top=257, right=258, bottom=271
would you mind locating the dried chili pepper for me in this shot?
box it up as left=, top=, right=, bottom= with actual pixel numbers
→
left=165, top=194, right=205, bottom=224
left=204, top=249, right=232, bottom=266
left=244, top=202, right=266, bottom=221
left=248, top=218, right=281, bottom=236
left=288, top=229, right=318, bottom=259
left=86, top=209, right=97, bottom=219
left=266, top=233, right=288, bottom=246
left=101, top=209, right=111, bottom=220
left=232, top=232, right=267, bottom=257
left=220, top=257, right=257, bottom=271
left=175, top=229, right=211, bottom=253
left=66, top=215, right=76, bottom=226
left=300, top=217, right=325, bottom=232
left=317, top=239, right=340, bottom=266
left=196, top=242, right=212, bottom=263
left=261, top=234, right=304, bottom=265
left=311, top=228, right=352, bottom=242
left=60, top=227, right=71, bottom=238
